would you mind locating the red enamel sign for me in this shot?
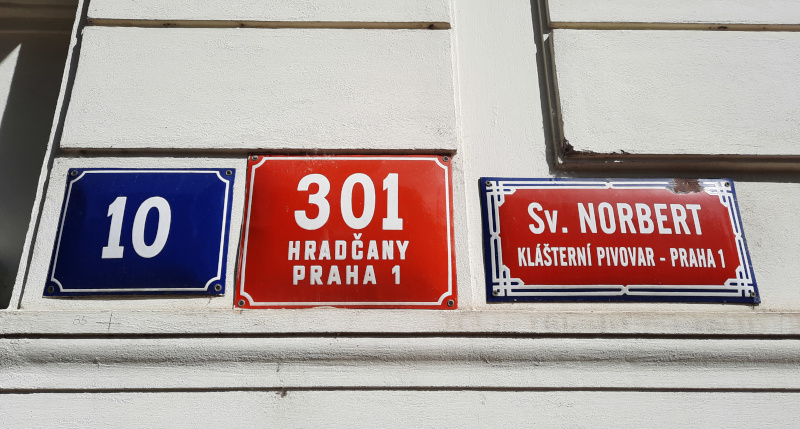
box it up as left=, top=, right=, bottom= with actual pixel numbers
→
left=481, top=178, right=758, bottom=303
left=237, top=155, right=456, bottom=309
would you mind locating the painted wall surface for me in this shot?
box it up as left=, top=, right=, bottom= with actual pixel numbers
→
left=61, top=27, right=456, bottom=151
left=2, top=0, right=800, bottom=425
left=553, top=29, right=800, bottom=156
left=548, top=0, right=800, bottom=25
left=2, top=391, right=799, bottom=428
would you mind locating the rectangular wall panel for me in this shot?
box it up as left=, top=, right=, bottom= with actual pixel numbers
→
left=553, top=29, right=800, bottom=156
left=60, top=27, right=456, bottom=151
left=87, top=0, right=450, bottom=23
left=549, top=0, right=800, bottom=25
left=2, top=391, right=799, bottom=427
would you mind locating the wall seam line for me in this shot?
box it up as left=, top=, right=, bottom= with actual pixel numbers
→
left=550, top=22, right=800, bottom=32
left=86, top=18, right=451, bottom=30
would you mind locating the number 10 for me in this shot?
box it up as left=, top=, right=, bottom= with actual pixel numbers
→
left=102, top=196, right=172, bottom=259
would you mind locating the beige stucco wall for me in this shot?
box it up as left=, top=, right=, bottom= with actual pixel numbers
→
left=2, top=0, right=799, bottom=425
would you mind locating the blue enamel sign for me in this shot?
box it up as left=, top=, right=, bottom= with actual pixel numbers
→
left=44, top=168, right=235, bottom=296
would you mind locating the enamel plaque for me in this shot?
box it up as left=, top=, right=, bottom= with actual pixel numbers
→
left=45, top=168, right=235, bottom=296
left=237, top=155, right=456, bottom=309
left=480, top=178, right=758, bottom=303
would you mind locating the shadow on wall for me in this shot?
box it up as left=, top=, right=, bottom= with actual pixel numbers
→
left=0, top=35, right=69, bottom=308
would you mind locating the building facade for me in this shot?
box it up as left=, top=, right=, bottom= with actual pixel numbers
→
left=2, top=0, right=799, bottom=426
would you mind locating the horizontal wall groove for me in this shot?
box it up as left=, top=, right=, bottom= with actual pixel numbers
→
left=557, top=152, right=800, bottom=175
left=55, top=148, right=458, bottom=157
left=86, top=18, right=451, bottom=30
left=6, top=333, right=800, bottom=341
left=550, top=22, right=800, bottom=32
left=4, top=387, right=800, bottom=394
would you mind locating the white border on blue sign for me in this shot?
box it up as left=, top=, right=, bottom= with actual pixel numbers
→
left=49, top=169, right=231, bottom=293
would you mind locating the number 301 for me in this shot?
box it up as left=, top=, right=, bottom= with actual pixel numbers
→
left=295, top=173, right=403, bottom=231
left=102, top=196, right=172, bottom=259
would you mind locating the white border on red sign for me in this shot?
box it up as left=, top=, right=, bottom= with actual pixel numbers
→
left=484, top=179, right=756, bottom=299
left=239, top=156, right=454, bottom=307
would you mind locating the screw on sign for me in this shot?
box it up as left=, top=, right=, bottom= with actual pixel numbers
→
left=237, top=155, right=456, bottom=309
